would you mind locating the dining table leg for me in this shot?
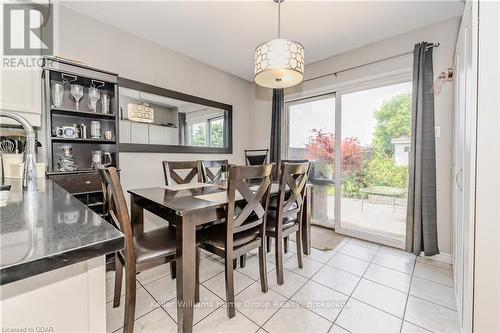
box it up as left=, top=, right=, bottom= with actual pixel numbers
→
left=130, top=194, right=144, bottom=236
left=176, top=214, right=196, bottom=333
left=302, top=186, right=312, bottom=255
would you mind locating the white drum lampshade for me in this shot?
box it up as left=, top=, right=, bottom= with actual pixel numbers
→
left=254, top=38, right=304, bottom=89
left=127, top=103, right=154, bottom=123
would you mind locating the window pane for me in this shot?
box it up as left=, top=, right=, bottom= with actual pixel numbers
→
left=287, top=96, right=335, bottom=225
left=340, top=82, right=412, bottom=244
left=191, top=122, right=207, bottom=146
left=210, top=118, right=224, bottom=147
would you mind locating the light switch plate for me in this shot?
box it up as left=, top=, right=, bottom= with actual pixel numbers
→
left=435, top=126, right=441, bottom=138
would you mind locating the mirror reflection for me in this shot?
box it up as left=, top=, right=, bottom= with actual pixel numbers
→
left=119, top=87, right=229, bottom=149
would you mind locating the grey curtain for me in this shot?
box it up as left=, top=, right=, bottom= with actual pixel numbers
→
left=270, top=88, right=284, bottom=164
left=406, top=42, right=439, bottom=256
left=178, top=112, right=187, bottom=145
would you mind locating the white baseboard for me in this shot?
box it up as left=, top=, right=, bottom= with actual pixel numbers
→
left=419, top=252, right=452, bottom=265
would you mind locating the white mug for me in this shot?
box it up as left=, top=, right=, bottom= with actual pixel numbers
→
left=104, top=130, right=113, bottom=140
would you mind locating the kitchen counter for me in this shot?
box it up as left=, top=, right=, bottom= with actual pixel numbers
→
left=0, top=178, right=124, bottom=285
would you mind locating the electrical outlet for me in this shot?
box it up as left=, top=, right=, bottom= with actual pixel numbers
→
left=435, top=126, right=441, bottom=138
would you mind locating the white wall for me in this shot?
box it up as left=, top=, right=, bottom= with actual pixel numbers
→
left=252, top=17, right=461, bottom=254
left=473, top=1, right=500, bottom=331
left=56, top=6, right=253, bottom=197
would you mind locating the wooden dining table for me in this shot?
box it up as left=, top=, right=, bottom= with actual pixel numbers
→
left=128, top=182, right=312, bottom=333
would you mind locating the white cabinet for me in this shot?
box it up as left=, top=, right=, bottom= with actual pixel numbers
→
left=148, top=125, right=179, bottom=145
left=130, top=122, right=149, bottom=144
left=119, top=121, right=179, bottom=145
left=149, top=124, right=165, bottom=144
left=119, top=120, right=131, bottom=143
left=0, top=257, right=106, bottom=332
left=165, top=127, right=179, bottom=145
left=0, top=69, right=42, bottom=127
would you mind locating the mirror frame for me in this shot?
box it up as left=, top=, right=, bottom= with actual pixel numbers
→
left=118, top=77, right=233, bottom=154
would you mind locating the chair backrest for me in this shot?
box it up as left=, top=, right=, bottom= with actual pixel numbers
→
left=273, top=159, right=309, bottom=180
left=201, top=160, right=228, bottom=183
left=275, top=161, right=310, bottom=224
left=225, top=164, right=274, bottom=246
left=244, top=149, right=269, bottom=166
left=281, top=159, right=309, bottom=163
left=98, top=167, right=135, bottom=261
left=162, top=160, right=203, bottom=185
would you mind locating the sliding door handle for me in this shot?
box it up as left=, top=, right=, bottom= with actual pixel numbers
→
left=455, top=168, right=464, bottom=191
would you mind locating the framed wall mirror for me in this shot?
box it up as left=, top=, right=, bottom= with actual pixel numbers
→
left=118, top=78, right=232, bottom=154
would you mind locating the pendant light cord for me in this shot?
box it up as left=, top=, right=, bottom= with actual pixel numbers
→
left=277, top=0, right=281, bottom=38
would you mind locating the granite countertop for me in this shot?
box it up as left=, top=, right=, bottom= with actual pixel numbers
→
left=0, top=179, right=124, bottom=285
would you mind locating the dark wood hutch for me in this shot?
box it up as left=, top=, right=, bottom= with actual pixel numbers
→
left=43, top=58, right=119, bottom=216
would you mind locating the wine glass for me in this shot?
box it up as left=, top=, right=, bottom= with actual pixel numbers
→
left=70, top=84, right=84, bottom=111
left=88, top=86, right=100, bottom=112
left=51, top=83, right=64, bottom=108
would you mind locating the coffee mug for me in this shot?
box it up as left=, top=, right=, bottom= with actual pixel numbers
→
left=104, top=130, right=113, bottom=140
left=56, top=126, right=77, bottom=138
left=91, top=150, right=112, bottom=169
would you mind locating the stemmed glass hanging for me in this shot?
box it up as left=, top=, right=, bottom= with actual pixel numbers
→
left=70, top=84, right=84, bottom=111
left=88, top=86, right=100, bottom=112
left=89, top=80, right=104, bottom=112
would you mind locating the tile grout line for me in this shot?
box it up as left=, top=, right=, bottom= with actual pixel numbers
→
left=408, top=294, right=458, bottom=312
left=136, top=254, right=215, bottom=288
left=201, top=250, right=293, bottom=330
left=398, top=253, right=417, bottom=333
left=136, top=276, right=180, bottom=326
left=402, top=319, right=433, bottom=332
left=257, top=237, right=352, bottom=332
left=409, top=273, right=455, bottom=288
left=330, top=239, right=383, bottom=329
left=112, top=237, right=430, bottom=333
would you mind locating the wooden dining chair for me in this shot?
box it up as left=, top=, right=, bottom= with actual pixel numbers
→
left=266, top=159, right=309, bottom=253
left=162, top=160, right=205, bottom=278
left=99, top=167, right=200, bottom=333
left=201, top=159, right=228, bottom=183
left=266, top=161, right=310, bottom=285
left=162, top=160, right=203, bottom=185
left=244, top=149, right=269, bottom=165
left=198, top=164, right=274, bottom=318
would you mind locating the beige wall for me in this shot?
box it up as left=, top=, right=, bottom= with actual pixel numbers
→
left=56, top=6, right=253, bottom=198
left=252, top=17, right=461, bottom=255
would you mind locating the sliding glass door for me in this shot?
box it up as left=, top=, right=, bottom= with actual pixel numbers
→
left=284, top=80, right=412, bottom=247
left=336, top=82, right=412, bottom=247
left=285, top=94, right=335, bottom=227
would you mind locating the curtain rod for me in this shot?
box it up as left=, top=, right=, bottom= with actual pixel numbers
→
left=303, top=42, right=440, bottom=83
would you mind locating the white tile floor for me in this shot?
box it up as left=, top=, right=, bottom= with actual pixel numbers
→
left=106, top=237, right=459, bottom=333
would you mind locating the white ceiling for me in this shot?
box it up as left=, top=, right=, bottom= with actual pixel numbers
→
left=62, top=1, right=464, bottom=81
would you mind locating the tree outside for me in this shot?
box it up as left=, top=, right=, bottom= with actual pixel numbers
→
left=210, top=119, right=224, bottom=147
left=191, top=123, right=206, bottom=146
left=305, top=93, right=411, bottom=198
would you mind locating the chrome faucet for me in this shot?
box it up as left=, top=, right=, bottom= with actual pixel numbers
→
left=0, top=111, right=37, bottom=191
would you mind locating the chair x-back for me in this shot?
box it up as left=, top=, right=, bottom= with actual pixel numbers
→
left=198, top=164, right=274, bottom=318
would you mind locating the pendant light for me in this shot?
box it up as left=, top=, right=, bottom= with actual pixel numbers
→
left=127, top=91, right=154, bottom=123
left=254, top=0, right=304, bottom=89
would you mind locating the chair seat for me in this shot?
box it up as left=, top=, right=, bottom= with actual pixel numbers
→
left=134, top=227, right=177, bottom=263
left=266, top=210, right=297, bottom=231
left=198, top=223, right=259, bottom=250
left=268, top=196, right=298, bottom=211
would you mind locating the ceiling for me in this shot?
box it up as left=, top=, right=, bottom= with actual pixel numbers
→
left=62, top=1, right=464, bottom=81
